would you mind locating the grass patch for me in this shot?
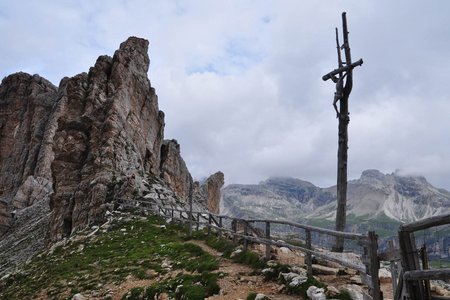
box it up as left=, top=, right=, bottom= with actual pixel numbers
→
left=199, top=234, right=266, bottom=269
left=124, top=272, right=220, bottom=300
left=0, top=215, right=219, bottom=299
left=230, top=250, right=266, bottom=269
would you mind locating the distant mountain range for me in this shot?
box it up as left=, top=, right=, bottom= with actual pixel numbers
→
left=221, top=169, right=450, bottom=237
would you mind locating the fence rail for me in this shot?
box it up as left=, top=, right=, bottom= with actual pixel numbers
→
left=121, top=198, right=383, bottom=300
left=395, top=213, right=450, bottom=300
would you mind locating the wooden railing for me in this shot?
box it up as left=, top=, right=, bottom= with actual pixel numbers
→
left=120, top=198, right=383, bottom=300
left=395, top=213, right=450, bottom=300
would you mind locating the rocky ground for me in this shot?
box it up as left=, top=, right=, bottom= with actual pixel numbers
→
left=1, top=207, right=448, bottom=300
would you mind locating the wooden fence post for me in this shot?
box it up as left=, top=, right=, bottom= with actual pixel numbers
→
left=368, top=231, right=382, bottom=300
left=232, top=219, right=237, bottom=244
left=243, top=221, right=248, bottom=251
left=196, top=213, right=200, bottom=231
left=399, top=229, right=423, bottom=300
left=420, top=245, right=431, bottom=300
left=218, top=216, right=223, bottom=238
left=305, top=229, right=313, bottom=278
left=387, top=240, right=399, bottom=295
left=208, top=213, right=212, bottom=236
left=265, top=221, right=271, bottom=260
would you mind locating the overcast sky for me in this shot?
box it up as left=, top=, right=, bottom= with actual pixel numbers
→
left=1, top=1, right=450, bottom=190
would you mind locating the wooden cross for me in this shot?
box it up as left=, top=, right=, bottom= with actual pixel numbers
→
left=322, top=12, right=363, bottom=252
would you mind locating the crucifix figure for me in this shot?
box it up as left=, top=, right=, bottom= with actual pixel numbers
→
left=322, top=12, right=363, bottom=252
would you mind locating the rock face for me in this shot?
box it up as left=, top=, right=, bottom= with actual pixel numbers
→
left=160, top=139, right=192, bottom=200
left=0, top=73, right=58, bottom=235
left=200, top=171, right=225, bottom=214
left=0, top=37, right=223, bottom=275
left=47, top=37, right=165, bottom=241
left=159, top=140, right=224, bottom=213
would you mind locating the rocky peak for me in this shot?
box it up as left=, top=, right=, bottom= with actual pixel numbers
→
left=160, top=139, right=193, bottom=199
left=0, top=37, right=225, bottom=276
left=200, top=171, right=225, bottom=214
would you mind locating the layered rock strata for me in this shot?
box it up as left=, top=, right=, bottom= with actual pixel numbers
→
left=160, top=139, right=193, bottom=199
left=0, top=37, right=224, bottom=275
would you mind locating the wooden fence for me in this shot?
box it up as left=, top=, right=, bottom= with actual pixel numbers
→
left=393, top=213, right=450, bottom=300
left=122, top=198, right=383, bottom=300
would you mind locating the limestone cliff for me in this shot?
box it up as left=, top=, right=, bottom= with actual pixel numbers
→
left=199, top=171, right=225, bottom=214
left=47, top=37, right=165, bottom=241
left=0, top=73, right=57, bottom=235
left=0, top=37, right=223, bottom=275
left=160, top=139, right=192, bottom=199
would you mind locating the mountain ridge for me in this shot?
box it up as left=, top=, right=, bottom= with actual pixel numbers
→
left=221, top=169, right=450, bottom=224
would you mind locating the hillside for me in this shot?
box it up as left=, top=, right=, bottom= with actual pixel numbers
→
left=0, top=208, right=347, bottom=300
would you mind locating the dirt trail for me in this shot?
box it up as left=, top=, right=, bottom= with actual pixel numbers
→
left=189, top=240, right=301, bottom=300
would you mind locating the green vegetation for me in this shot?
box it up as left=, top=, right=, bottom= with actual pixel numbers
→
left=121, top=272, right=220, bottom=300
left=429, top=260, right=450, bottom=268
left=200, top=235, right=265, bottom=269
left=0, top=215, right=219, bottom=300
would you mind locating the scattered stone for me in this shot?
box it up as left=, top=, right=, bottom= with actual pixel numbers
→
left=158, top=293, right=169, bottom=300
left=262, top=268, right=273, bottom=275
left=72, top=293, right=86, bottom=300
left=279, top=272, right=300, bottom=282
left=312, top=264, right=339, bottom=276
left=290, top=266, right=307, bottom=276
left=161, top=259, right=171, bottom=269
left=306, top=286, right=326, bottom=300
left=277, top=284, right=285, bottom=292
left=289, top=276, right=307, bottom=287
left=0, top=274, right=11, bottom=281
left=279, top=247, right=291, bottom=254
left=230, top=249, right=243, bottom=258
left=326, top=286, right=340, bottom=297
left=255, top=293, right=268, bottom=300
left=342, top=284, right=364, bottom=300
left=266, top=260, right=278, bottom=267
left=350, top=275, right=362, bottom=285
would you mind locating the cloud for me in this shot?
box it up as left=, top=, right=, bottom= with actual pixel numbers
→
left=1, top=0, right=450, bottom=190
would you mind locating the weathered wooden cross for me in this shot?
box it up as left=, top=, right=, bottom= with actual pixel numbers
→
left=322, top=12, right=363, bottom=252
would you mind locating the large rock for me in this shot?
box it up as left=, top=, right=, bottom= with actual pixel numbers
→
left=160, top=139, right=192, bottom=200
left=0, top=73, right=57, bottom=236
left=0, top=37, right=224, bottom=276
left=0, top=37, right=166, bottom=274
left=200, top=171, right=224, bottom=214
left=47, top=37, right=165, bottom=241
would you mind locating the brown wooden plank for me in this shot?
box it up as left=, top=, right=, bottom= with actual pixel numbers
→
left=404, top=269, right=450, bottom=281
left=401, top=213, right=450, bottom=233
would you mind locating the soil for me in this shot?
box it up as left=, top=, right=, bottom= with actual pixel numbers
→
left=86, top=240, right=397, bottom=300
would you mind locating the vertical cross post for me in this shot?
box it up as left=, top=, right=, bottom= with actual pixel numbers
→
left=322, top=12, right=363, bottom=252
